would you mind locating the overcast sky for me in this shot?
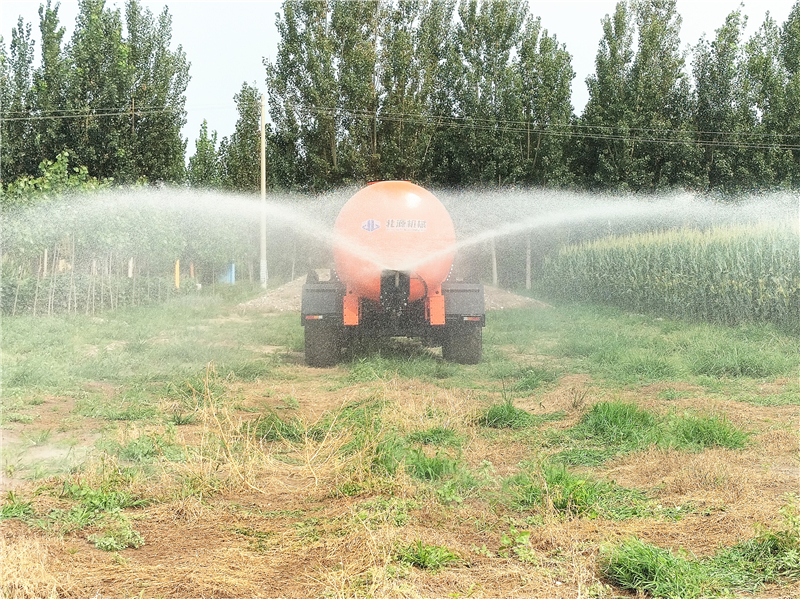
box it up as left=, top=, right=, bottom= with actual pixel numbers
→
left=2, top=0, right=797, bottom=158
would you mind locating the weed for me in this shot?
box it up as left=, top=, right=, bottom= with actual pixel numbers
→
left=600, top=537, right=714, bottom=599
left=569, top=385, right=590, bottom=410
left=393, top=540, right=461, bottom=571
left=510, top=367, right=558, bottom=393
left=233, top=526, right=276, bottom=552
left=505, top=461, right=653, bottom=520
left=658, top=387, right=691, bottom=401
left=354, top=497, right=416, bottom=528
left=170, top=411, right=196, bottom=426
left=664, top=413, right=749, bottom=451
left=498, top=526, right=537, bottom=563
left=246, top=410, right=306, bottom=442
left=89, top=522, right=145, bottom=551
left=61, top=482, right=147, bottom=511
left=572, top=401, right=657, bottom=447
left=601, top=496, right=800, bottom=597
left=219, top=360, right=274, bottom=382
left=405, top=449, right=460, bottom=481
left=4, top=411, right=37, bottom=424
left=406, top=425, right=462, bottom=447
left=478, top=398, right=535, bottom=429
left=0, top=492, right=35, bottom=520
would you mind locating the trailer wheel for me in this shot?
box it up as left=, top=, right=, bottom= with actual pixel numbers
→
left=442, top=323, right=482, bottom=365
left=304, top=322, right=340, bottom=367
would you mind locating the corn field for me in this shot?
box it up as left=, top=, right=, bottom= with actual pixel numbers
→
left=538, top=223, right=800, bottom=330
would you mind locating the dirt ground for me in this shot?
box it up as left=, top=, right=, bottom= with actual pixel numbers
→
left=2, top=281, right=799, bottom=599
left=238, top=271, right=551, bottom=313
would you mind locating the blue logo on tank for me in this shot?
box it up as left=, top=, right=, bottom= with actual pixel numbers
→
left=361, top=219, right=380, bottom=232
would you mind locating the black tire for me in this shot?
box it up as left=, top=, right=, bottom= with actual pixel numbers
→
left=304, top=322, right=340, bottom=367
left=441, top=323, right=482, bottom=364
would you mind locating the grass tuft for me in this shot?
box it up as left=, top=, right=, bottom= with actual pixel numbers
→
left=393, top=540, right=461, bottom=571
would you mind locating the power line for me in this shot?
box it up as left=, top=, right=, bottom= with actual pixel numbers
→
left=3, top=103, right=799, bottom=151
left=0, top=108, right=179, bottom=122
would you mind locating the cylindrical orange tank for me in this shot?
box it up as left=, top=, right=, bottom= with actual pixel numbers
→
left=333, top=181, right=456, bottom=302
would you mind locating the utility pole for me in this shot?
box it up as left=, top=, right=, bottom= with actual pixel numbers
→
left=260, top=93, right=268, bottom=289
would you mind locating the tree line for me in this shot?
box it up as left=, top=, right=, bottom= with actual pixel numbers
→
left=3, top=0, right=800, bottom=195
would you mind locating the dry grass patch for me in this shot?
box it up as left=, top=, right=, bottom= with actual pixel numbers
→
left=0, top=531, right=72, bottom=599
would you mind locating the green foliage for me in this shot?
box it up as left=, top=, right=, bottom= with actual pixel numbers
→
left=188, top=120, right=222, bottom=188
left=539, top=223, right=800, bottom=331
left=571, top=401, right=656, bottom=447
left=1, top=151, right=111, bottom=209
left=601, top=537, right=715, bottom=599
left=504, top=461, right=650, bottom=520
left=1, top=0, right=189, bottom=185
left=393, top=540, right=461, bottom=571
left=403, top=449, right=460, bottom=481
left=498, top=526, right=537, bottom=563
left=61, top=483, right=147, bottom=512
left=664, top=413, right=749, bottom=451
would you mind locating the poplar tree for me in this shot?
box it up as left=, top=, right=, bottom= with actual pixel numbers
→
left=450, top=0, right=528, bottom=185
left=516, top=16, right=574, bottom=185
left=123, top=0, right=190, bottom=183
left=1, top=0, right=188, bottom=186
left=1, top=17, right=37, bottom=184
left=377, top=0, right=455, bottom=181
left=780, top=2, right=800, bottom=183
left=693, top=10, right=754, bottom=191
left=626, top=0, right=696, bottom=189
left=219, top=82, right=261, bottom=192
left=744, top=15, right=792, bottom=187
left=188, top=120, right=221, bottom=188
left=331, top=0, right=381, bottom=182
left=266, top=0, right=339, bottom=190
left=32, top=1, right=69, bottom=173
left=577, top=2, right=635, bottom=189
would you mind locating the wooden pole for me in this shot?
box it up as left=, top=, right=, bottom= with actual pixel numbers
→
left=526, top=235, right=531, bottom=290
left=260, top=93, right=268, bottom=289
left=490, top=237, right=498, bottom=287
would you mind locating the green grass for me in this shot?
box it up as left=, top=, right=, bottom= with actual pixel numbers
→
left=406, top=426, right=462, bottom=447
left=504, top=461, right=658, bottom=520
left=488, top=304, right=798, bottom=385
left=601, top=499, right=800, bottom=597
left=552, top=401, right=750, bottom=466
left=477, top=399, right=538, bottom=429
left=247, top=410, right=307, bottom=442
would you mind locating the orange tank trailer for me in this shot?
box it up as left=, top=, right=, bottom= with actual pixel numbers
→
left=301, top=182, right=484, bottom=367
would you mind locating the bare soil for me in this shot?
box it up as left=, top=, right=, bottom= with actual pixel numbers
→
left=238, top=271, right=550, bottom=313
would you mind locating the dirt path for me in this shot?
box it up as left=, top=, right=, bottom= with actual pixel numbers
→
left=239, top=271, right=550, bottom=313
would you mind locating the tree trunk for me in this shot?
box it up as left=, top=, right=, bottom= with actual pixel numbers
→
left=490, top=237, right=498, bottom=286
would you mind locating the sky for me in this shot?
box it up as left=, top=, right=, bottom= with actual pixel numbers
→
left=2, top=0, right=797, bottom=159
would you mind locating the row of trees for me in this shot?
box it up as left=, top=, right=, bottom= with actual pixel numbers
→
left=193, top=0, right=800, bottom=192
left=1, top=0, right=189, bottom=187
left=3, top=0, right=800, bottom=194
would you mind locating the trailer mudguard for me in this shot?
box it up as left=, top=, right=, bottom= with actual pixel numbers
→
left=301, top=281, right=345, bottom=323
left=441, top=282, right=485, bottom=325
